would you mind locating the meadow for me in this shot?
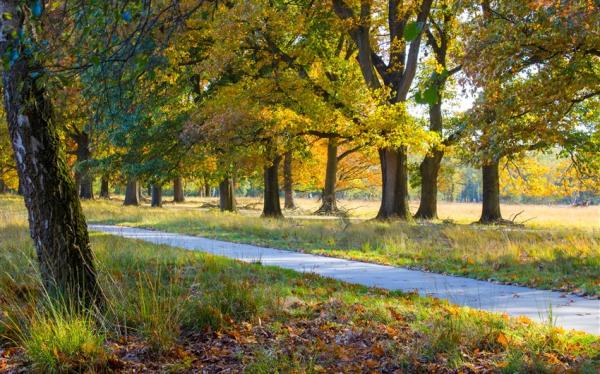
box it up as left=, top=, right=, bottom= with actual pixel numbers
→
left=1, top=194, right=599, bottom=372
left=13, top=195, right=594, bottom=297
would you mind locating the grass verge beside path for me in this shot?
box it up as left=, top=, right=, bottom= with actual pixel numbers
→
left=66, top=198, right=600, bottom=297
left=1, top=201, right=599, bottom=372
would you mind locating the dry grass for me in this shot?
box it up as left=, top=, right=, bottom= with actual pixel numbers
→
left=32, top=194, right=595, bottom=296
left=3, top=194, right=599, bottom=295
left=1, top=194, right=599, bottom=372
left=147, top=196, right=599, bottom=229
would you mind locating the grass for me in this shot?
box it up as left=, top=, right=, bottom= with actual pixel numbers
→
left=1, top=194, right=599, bottom=371
left=23, top=311, right=107, bottom=373
left=10, top=194, right=593, bottom=296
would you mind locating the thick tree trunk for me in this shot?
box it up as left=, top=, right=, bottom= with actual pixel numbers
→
left=316, top=138, right=340, bottom=215
left=173, top=176, right=185, bottom=202
left=0, top=178, right=7, bottom=193
left=124, top=179, right=139, bottom=206
left=99, top=175, right=110, bottom=199
left=79, top=176, right=93, bottom=199
left=151, top=184, right=162, bottom=207
left=74, top=131, right=93, bottom=199
left=415, top=102, right=444, bottom=219
left=479, top=159, right=503, bottom=223
left=376, top=146, right=410, bottom=220
left=1, top=31, right=102, bottom=307
left=219, top=177, right=236, bottom=212
left=262, top=156, right=283, bottom=218
left=283, top=151, right=296, bottom=209
left=414, top=151, right=443, bottom=219
left=203, top=179, right=211, bottom=198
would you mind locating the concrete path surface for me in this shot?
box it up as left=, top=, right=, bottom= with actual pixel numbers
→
left=89, top=224, right=599, bottom=335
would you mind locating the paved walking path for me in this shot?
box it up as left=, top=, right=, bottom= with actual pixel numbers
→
left=89, top=224, right=599, bottom=335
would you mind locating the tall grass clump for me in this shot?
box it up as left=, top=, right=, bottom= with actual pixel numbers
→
left=23, top=309, right=107, bottom=373
left=133, top=271, right=183, bottom=353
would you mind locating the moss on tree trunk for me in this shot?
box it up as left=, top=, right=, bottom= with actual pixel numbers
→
left=1, top=26, right=102, bottom=308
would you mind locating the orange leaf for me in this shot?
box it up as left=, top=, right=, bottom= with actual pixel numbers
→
left=372, top=344, right=385, bottom=357
left=496, top=332, right=509, bottom=347
left=543, top=353, right=562, bottom=364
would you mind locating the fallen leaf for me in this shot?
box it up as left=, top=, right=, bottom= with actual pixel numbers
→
left=496, top=332, right=509, bottom=347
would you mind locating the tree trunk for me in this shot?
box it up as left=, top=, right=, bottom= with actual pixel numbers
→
left=173, top=176, right=185, bottom=202
left=0, top=178, right=7, bottom=193
left=414, top=151, right=443, bottom=219
left=79, top=176, right=93, bottom=199
left=1, top=19, right=102, bottom=308
left=316, top=138, right=340, bottom=215
left=283, top=150, right=295, bottom=209
left=479, top=158, right=503, bottom=223
left=99, top=175, right=110, bottom=199
left=415, top=102, right=444, bottom=220
left=151, top=184, right=162, bottom=207
left=74, top=131, right=93, bottom=199
left=262, top=156, right=283, bottom=218
left=124, top=179, right=139, bottom=206
left=376, top=146, right=410, bottom=220
left=219, top=177, right=236, bottom=212
left=203, top=178, right=211, bottom=198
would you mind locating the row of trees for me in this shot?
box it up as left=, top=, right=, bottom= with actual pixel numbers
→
left=0, top=0, right=598, bottom=308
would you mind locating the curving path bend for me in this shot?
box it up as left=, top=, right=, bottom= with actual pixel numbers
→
left=89, top=224, right=599, bottom=335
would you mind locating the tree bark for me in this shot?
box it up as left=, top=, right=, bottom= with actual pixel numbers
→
left=414, top=151, right=443, bottom=219
left=316, top=138, right=340, bottom=215
left=99, top=175, right=110, bottom=199
left=479, top=158, right=503, bottom=223
left=219, top=177, right=236, bottom=212
left=173, top=176, right=185, bottom=202
left=204, top=182, right=210, bottom=197
left=1, top=11, right=102, bottom=308
left=262, top=156, right=283, bottom=218
left=151, top=184, right=162, bottom=207
left=376, top=147, right=411, bottom=220
left=283, top=150, right=296, bottom=209
left=415, top=102, right=444, bottom=219
left=0, top=178, right=7, bottom=193
left=73, top=130, right=93, bottom=199
left=124, top=179, right=139, bottom=206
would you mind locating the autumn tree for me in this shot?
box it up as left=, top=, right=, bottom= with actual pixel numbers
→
left=413, top=0, right=463, bottom=219
left=0, top=0, right=204, bottom=307
left=462, top=0, right=600, bottom=223
left=332, top=0, right=433, bottom=220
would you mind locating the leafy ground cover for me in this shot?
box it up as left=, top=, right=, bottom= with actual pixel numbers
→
left=25, top=195, right=597, bottom=297
left=1, top=196, right=599, bottom=372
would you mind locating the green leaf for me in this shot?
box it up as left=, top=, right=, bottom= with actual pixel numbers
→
left=414, top=91, right=426, bottom=104
left=422, top=87, right=439, bottom=105
left=415, top=87, right=439, bottom=105
left=404, top=22, right=424, bottom=42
